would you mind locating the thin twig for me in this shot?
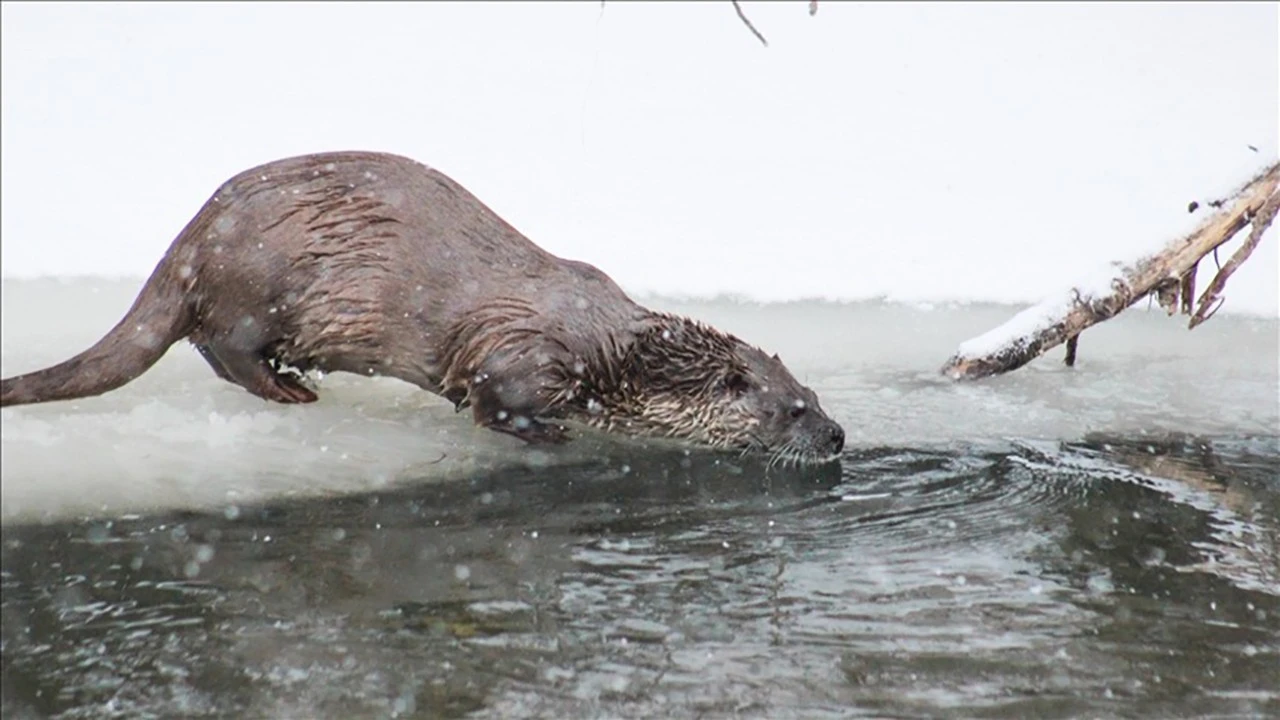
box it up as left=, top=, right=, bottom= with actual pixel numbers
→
left=732, top=0, right=769, bottom=47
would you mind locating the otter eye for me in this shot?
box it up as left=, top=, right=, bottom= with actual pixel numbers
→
left=789, top=399, right=807, bottom=418
left=724, top=372, right=750, bottom=395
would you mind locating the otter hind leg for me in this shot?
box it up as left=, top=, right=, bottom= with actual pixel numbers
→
left=203, top=342, right=317, bottom=404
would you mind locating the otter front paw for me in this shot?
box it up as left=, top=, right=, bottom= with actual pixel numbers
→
left=485, top=412, right=570, bottom=445
left=464, top=359, right=570, bottom=445
left=520, top=418, right=571, bottom=445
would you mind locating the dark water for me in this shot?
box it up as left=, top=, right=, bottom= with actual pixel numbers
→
left=3, top=434, right=1278, bottom=719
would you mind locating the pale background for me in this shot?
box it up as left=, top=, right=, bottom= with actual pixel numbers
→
left=3, top=2, right=1278, bottom=313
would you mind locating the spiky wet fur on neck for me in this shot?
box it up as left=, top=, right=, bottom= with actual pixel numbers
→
left=544, top=312, right=766, bottom=451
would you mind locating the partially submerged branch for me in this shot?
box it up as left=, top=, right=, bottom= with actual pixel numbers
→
left=941, top=161, right=1280, bottom=381
left=1064, top=335, right=1079, bottom=367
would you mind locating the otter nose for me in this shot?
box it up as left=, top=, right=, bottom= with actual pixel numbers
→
left=825, top=422, right=845, bottom=454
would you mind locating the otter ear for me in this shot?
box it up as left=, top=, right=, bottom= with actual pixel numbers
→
left=723, top=371, right=750, bottom=396
left=772, top=353, right=781, bottom=361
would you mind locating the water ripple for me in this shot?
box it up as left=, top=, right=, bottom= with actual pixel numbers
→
left=3, top=434, right=1278, bottom=718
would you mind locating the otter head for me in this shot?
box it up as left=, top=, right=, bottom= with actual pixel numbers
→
left=571, top=315, right=845, bottom=466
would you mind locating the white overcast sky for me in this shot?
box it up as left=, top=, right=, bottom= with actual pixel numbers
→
left=2, top=2, right=1277, bottom=314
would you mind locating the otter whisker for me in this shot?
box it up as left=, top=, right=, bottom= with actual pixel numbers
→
left=740, top=430, right=768, bottom=460
left=767, top=445, right=789, bottom=472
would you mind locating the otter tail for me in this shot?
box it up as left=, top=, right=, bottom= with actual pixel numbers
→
left=1, top=262, right=194, bottom=407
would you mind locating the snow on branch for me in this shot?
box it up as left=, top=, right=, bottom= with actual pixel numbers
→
left=941, top=160, right=1280, bottom=381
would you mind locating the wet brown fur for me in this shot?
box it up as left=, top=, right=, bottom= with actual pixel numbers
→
left=0, top=152, right=844, bottom=463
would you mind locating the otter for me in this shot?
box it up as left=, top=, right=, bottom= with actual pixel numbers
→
left=0, top=152, right=844, bottom=464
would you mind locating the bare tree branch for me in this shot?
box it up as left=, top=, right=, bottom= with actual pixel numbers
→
left=601, top=1, right=818, bottom=46
left=940, top=161, right=1280, bottom=381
